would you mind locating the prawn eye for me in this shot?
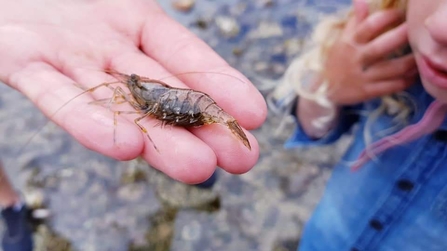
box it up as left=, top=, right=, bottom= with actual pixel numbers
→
left=130, top=73, right=138, bottom=81
left=129, top=74, right=141, bottom=87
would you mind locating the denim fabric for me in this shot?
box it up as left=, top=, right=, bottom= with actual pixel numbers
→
left=287, top=80, right=447, bottom=251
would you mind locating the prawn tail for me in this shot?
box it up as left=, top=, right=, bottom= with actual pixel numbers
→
left=225, top=120, right=251, bottom=150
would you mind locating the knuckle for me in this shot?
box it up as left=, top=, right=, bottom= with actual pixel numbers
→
left=392, top=80, right=408, bottom=91
left=360, top=46, right=377, bottom=62
left=395, top=62, right=411, bottom=74
left=394, top=56, right=416, bottom=74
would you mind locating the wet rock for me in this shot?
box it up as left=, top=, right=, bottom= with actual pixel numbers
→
left=284, top=38, right=304, bottom=56
left=172, top=0, right=195, bottom=13
left=193, top=17, right=209, bottom=30
left=228, top=2, right=249, bottom=16
left=232, top=47, right=244, bottom=56
left=181, top=220, right=202, bottom=241
left=279, top=165, right=320, bottom=197
left=271, top=62, right=287, bottom=75
left=280, top=15, right=298, bottom=30
left=254, top=61, right=269, bottom=73
left=34, top=225, right=72, bottom=251
left=146, top=164, right=219, bottom=209
left=23, top=188, right=46, bottom=208
left=261, top=0, right=275, bottom=8
left=80, top=221, right=129, bottom=251
left=253, top=61, right=287, bottom=77
left=272, top=238, right=300, bottom=251
left=117, top=183, right=146, bottom=203
left=138, top=207, right=177, bottom=251
left=91, top=160, right=118, bottom=181
left=249, top=21, right=284, bottom=39
left=120, top=164, right=147, bottom=185
left=23, top=188, right=51, bottom=221
left=57, top=168, right=89, bottom=195
left=215, top=16, right=241, bottom=38
left=32, top=208, right=51, bottom=220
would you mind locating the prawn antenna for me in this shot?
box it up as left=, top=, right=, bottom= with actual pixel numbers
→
left=11, top=80, right=123, bottom=163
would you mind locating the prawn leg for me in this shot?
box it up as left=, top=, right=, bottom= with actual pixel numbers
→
left=108, top=87, right=143, bottom=143
left=88, top=80, right=123, bottom=92
left=88, top=76, right=167, bottom=147
left=108, top=86, right=143, bottom=110
left=90, top=86, right=134, bottom=109
left=134, top=113, right=159, bottom=152
left=88, top=85, right=131, bottom=106
left=89, top=86, right=143, bottom=144
left=75, top=80, right=123, bottom=93
left=112, top=110, right=142, bottom=144
left=89, top=97, right=127, bottom=106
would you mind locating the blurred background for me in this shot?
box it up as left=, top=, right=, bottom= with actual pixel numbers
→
left=0, top=0, right=352, bottom=250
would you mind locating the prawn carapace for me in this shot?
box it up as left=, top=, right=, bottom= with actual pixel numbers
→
left=99, top=70, right=251, bottom=151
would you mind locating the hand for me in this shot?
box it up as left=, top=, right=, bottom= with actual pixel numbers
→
left=323, top=0, right=417, bottom=105
left=0, top=0, right=267, bottom=184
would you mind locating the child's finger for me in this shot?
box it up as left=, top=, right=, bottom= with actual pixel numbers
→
left=354, top=9, right=405, bottom=44
left=359, top=23, right=408, bottom=66
left=364, top=77, right=415, bottom=98
left=364, top=54, right=416, bottom=81
left=353, top=0, right=369, bottom=22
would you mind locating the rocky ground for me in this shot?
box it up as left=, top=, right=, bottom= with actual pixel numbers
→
left=0, top=0, right=351, bottom=250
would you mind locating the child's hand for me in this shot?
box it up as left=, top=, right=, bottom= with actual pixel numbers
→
left=324, top=0, right=417, bottom=105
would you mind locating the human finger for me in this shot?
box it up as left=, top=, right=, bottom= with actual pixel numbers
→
left=364, top=77, right=415, bottom=98
left=190, top=125, right=259, bottom=175
left=359, top=22, right=408, bottom=66
left=354, top=8, right=404, bottom=44
left=138, top=11, right=267, bottom=130
left=353, top=0, right=369, bottom=22
left=364, top=53, right=417, bottom=81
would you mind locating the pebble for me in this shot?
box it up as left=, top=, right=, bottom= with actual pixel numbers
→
left=215, top=16, right=241, bottom=38
left=117, top=183, right=145, bottom=202
left=249, top=21, right=284, bottom=39
left=172, top=0, right=195, bottom=13
left=181, top=220, right=202, bottom=241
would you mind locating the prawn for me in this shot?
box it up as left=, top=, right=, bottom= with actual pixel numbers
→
left=89, top=70, right=251, bottom=151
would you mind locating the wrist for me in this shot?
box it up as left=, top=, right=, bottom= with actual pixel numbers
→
left=297, top=97, right=340, bottom=139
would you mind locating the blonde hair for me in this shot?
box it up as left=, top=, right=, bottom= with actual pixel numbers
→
left=273, top=0, right=412, bottom=143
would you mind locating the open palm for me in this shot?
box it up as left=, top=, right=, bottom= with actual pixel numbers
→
left=0, top=0, right=267, bottom=183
